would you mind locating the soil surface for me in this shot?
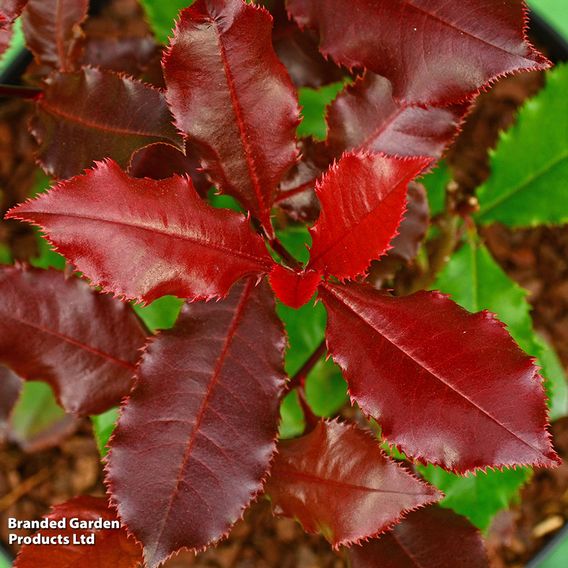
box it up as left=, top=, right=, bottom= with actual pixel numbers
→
left=1, top=1, right=567, bottom=567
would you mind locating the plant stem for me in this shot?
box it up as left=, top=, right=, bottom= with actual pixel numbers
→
left=270, top=238, right=302, bottom=270
left=287, top=339, right=327, bottom=391
left=408, top=213, right=460, bottom=293
left=0, top=84, right=42, bottom=100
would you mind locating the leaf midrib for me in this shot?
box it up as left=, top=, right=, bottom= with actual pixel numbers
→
left=1, top=312, right=135, bottom=370
left=277, top=466, right=430, bottom=497
left=324, top=284, right=546, bottom=459
left=149, top=279, right=255, bottom=559
left=22, top=209, right=269, bottom=267
left=478, top=150, right=568, bottom=218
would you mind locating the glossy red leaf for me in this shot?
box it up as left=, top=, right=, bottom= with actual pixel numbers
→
left=22, top=0, right=88, bottom=70
left=163, top=0, right=300, bottom=235
left=269, top=265, right=321, bottom=308
left=7, top=160, right=272, bottom=303
left=0, top=365, right=21, bottom=442
left=263, top=0, right=343, bottom=88
left=0, top=265, right=147, bottom=416
left=266, top=420, right=441, bottom=548
left=128, top=142, right=211, bottom=196
left=14, top=496, right=143, bottom=568
left=287, top=0, right=549, bottom=105
left=106, top=278, right=286, bottom=567
left=320, top=281, right=559, bottom=473
left=308, top=152, right=432, bottom=279
left=327, top=73, right=469, bottom=159
left=31, top=67, right=183, bottom=179
left=348, top=506, right=488, bottom=568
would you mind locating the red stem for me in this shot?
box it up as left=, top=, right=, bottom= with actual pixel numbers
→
left=288, top=339, right=327, bottom=391
left=270, top=238, right=302, bottom=270
left=0, top=84, right=42, bottom=100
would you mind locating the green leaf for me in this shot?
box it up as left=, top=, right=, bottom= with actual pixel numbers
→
left=140, top=0, right=193, bottom=43
left=419, top=464, right=532, bottom=530
left=277, top=300, right=348, bottom=418
left=9, top=382, right=74, bottom=450
left=0, top=18, right=24, bottom=74
left=275, top=225, right=312, bottom=265
left=133, top=296, right=183, bottom=332
left=298, top=82, right=344, bottom=140
left=477, top=64, right=568, bottom=227
left=537, top=335, right=568, bottom=421
left=91, top=407, right=119, bottom=457
left=280, top=391, right=305, bottom=439
left=421, top=160, right=450, bottom=217
left=0, top=244, right=12, bottom=265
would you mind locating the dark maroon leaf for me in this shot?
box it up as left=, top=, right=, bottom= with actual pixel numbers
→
left=0, top=265, right=147, bottom=415
left=269, top=265, right=321, bottom=308
left=276, top=137, right=329, bottom=223
left=308, top=152, right=432, bottom=279
left=263, top=0, right=343, bottom=88
left=319, top=281, right=559, bottom=472
left=387, top=182, right=430, bottom=263
left=30, top=67, right=183, bottom=179
left=0, top=365, right=22, bottom=442
left=266, top=420, right=441, bottom=547
left=7, top=160, right=273, bottom=304
left=348, top=506, right=488, bottom=568
left=163, top=0, right=300, bottom=235
left=128, top=141, right=211, bottom=196
left=22, top=0, right=89, bottom=71
left=326, top=73, right=469, bottom=159
left=81, top=36, right=160, bottom=78
left=106, top=278, right=286, bottom=567
left=14, top=496, right=143, bottom=568
left=287, top=0, right=550, bottom=105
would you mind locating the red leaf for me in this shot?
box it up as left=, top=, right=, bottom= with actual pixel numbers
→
left=307, top=152, right=432, bottom=279
left=128, top=142, right=211, bottom=196
left=387, top=182, right=430, bottom=263
left=264, top=0, right=343, bottom=88
left=266, top=420, right=441, bottom=548
left=106, top=278, right=286, bottom=567
left=31, top=67, right=183, bottom=179
left=348, top=506, right=488, bottom=568
left=81, top=35, right=160, bottom=78
left=276, top=137, right=329, bottom=223
left=287, top=0, right=549, bottom=105
left=0, top=0, right=29, bottom=23
left=0, top=266, right=147, bottom=415
left=163, top=0, right=300, bottom=235
left=7, top=160, right=272, bottom=304
left=327, top=73, right=469, bottom=159
left=14, top=496, right=143, bottom=568
left=269, top=264, right=321, bottom=308
left=319, top=281, right=559, bottom=472
left=0, top=366, right=21, bottom=442
left=0, top=24, right=12, bottom=56
left=22, top=0, right=89, bottom=71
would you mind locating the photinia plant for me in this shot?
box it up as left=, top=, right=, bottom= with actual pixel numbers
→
left=1, top=0, right=565, bottom=566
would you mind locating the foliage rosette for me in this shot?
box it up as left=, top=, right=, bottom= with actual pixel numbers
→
left=1, top=0, right=564, bottom=565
